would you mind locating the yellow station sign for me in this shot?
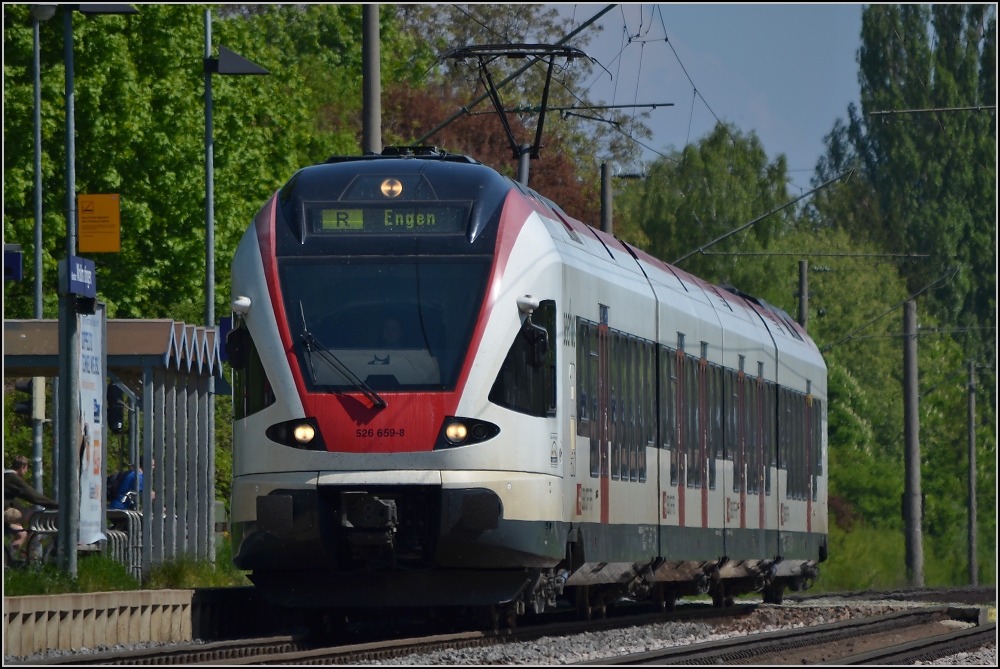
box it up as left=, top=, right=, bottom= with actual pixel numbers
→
left=78, top=193, right=121, bottom=253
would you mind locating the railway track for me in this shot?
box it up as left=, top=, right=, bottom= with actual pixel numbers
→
left=10, top=589, right=993, bottom=665
left=833, top=621, right=996, bottom=664
left=576, top=606, right=991, bottom=665
left=14, top=604, right=754, bottom=665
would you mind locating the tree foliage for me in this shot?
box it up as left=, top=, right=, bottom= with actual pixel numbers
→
left=615, top=122, right=792, bottom=294
left=383, top=82, right=600, bottom=225
left=805, top=5, right=996, bottom=582
left=2, top=4, right=434, bottom=323
left=810, top=5, right=996, bottom=366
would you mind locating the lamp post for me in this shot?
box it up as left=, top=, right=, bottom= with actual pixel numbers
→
left=203, top=10, right=269, bottom=331
left=31, top=4, right=57, bottom=494
left=203, top=9, right=268, bottom=562
left=56, top=2, right=138, bottom=577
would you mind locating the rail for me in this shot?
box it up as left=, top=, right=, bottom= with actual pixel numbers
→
left=106, top=510, right=143, bottom=580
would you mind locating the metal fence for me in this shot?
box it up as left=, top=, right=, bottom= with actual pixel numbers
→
left=106, top=510, right=143, bottom=580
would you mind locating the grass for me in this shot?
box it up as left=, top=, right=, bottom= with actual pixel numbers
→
left=4, top=535, right=250, bottom=597
left=3, top=553, right=141, bottom=597
left=813, top=521, right=994, bottom=593
left=813, top=522, right=910, bottom=592
left=144, top=536, right=251, bottom=589
left=6, top=526, right=990, bottom=598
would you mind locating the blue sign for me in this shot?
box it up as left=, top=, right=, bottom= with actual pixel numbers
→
left=68, top=255, right=97, bottom=297
left=4, top=247, right=23, bottom=281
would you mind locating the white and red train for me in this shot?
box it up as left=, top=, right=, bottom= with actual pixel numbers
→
left=227, top=148, right=827, bottom=619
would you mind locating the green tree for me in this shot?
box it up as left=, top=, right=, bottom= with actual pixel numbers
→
left=3, top=5, right=312, bottom=322
left=810, top=4, right=996, bottom=368
left=809, top=4, right=996, bottom=583
left=616, top=122, right=792, bottom=293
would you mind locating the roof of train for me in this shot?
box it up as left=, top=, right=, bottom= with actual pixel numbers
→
left=304, top=150, right=818, bottom=357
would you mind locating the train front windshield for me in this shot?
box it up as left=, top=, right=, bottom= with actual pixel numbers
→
left=280, top=259, right=490, bottom=392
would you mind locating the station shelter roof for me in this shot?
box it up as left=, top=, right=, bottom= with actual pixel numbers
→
left=4, top=319, right=222, bottom=382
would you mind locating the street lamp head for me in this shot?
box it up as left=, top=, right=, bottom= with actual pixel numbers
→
left=30, top=4, right=57, bottom=21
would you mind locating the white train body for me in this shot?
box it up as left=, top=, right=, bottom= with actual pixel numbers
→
left=228, top=151, right=827, bottom=613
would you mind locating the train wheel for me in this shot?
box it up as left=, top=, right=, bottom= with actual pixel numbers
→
left=303, top=609, right=348, bottom=642
left=763, top=581, right=785, bottom=604
left=594, top=601, right=607, bottom=619
left=710, top=584, right=726, bottom=608
left=658, top=585, right=676, bottom=612
left=502, top=604, right=518, bottom=630
left=653, top=583, right=676, bottom=613
left=482, top=605, right=500, bottom=632
left=575, top=586, right=592, bottom=621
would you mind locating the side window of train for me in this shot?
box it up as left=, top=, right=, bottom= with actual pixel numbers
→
left=665, top=348, right=678, bottom=486
left=708, top=364, right=722, bottom=490
left=686, top=355, right=700, bottom=489
left=812, top=398, right=822, bottom=501
left=813, top=398, right=823, bottom=476
left=641, top=341, right=653, bottom=483
left=628, top=336, right=638, bottom=482
left=778, top=387, right=789, bottom=472
left=733, top=371, right=744, bottom=494
left=583, top=320, right=599, bottom=479
left=724, top=369, right=737, bottom=464
left=576, top=320, right=590, bottom=435
left=764, top=381, right=775, bottom=496
left=792, top=390, right=804, bottom=500
left=228, top=319, right=276, bottom=420
left=489, top=299, right=557, bottom=418
left=646, top=342, right=656, bottom=450
left=745, top=377, right=759, bottom=495
left=610, top=332, right=620, bottom=481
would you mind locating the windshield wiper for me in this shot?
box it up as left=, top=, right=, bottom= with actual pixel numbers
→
left=299, top=302, right=387, bottom=409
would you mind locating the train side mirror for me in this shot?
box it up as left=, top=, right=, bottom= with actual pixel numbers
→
left=522, top=318, right=549, bottom=368
left=226, top=328, right=250, bottom=370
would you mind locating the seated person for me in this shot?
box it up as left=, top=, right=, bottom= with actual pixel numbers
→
left=109, top=460, right=154, bottom=510
left=4, top=455, right=58, bottom=556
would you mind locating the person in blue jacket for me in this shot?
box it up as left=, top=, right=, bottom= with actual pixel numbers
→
left=109, top=459, right=153, bottom=510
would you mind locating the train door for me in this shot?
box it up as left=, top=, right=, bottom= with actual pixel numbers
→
left=597, top=319, right=610, bottom=524
left=764, top=379, right=780, bottom=559
left=753, top=371, right=767, bottom=556
left=722, top=359, right=748, bottom=560
left=675, top=350, right=686, bottom=527
left=736, top=366, right=747, bottom=535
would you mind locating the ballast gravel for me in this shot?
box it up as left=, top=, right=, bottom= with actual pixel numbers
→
left=5, top=597, right=995, bottom=665
left=356, top=599, right=995, bottom=665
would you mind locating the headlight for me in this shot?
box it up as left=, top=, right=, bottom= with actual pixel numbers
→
left=445, top=421, right=468, bottom=444
left=266, top=418, right=325, bottom=450
left=293, top=423, right=316, bottom=444
left=435, top=417, right=500, bottom=450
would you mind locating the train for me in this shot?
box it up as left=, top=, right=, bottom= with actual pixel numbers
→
left=226, top=146, right=827, bottom=623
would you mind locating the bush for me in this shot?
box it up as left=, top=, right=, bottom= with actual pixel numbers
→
left=3, top=536, right=249, bottom=596
left=143, top=537, right=250, bottom=589
left=814, top=523, right=908, bottom=592
left=3, top=554, right=140, bottom=597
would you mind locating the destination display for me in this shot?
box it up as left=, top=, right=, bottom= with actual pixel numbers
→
left=308, top=202, right=470, bottom=234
